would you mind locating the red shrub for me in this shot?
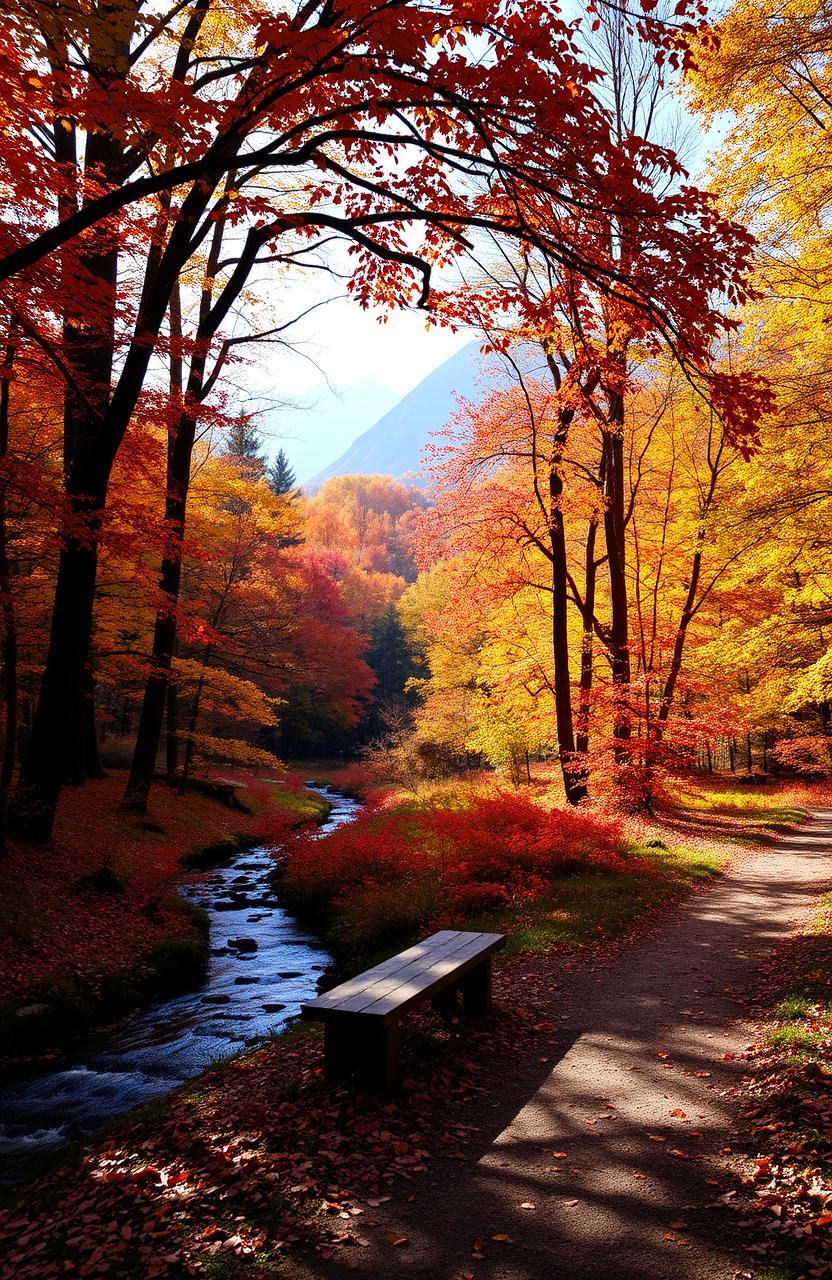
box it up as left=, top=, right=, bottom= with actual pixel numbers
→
left=278, top=791, right=633, bottom=958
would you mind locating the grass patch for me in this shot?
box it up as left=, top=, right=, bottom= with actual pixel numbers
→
left=666, top=779, right=813, bottom=842
left=479, top=840, right=726, bottom=953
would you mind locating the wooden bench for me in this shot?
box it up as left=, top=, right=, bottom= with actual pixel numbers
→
left=302, top=929, right=505, bottom=1091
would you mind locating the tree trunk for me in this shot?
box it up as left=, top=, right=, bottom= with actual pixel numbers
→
left=123, top=431, right=193, bottom=809
left=575, top=515, right=599, bottom=761
left=657, top=548, right=703, bottom=729
left=124, top=199, right=240, bottom=811
left=8, top=24, right=131, bottom=839
left=166, top=678, right=179, bottom=777
left=178, top=669, right=208, bottom=795
left=549, top=435, right=586, bottom=806
left=8, top=489, right=103, bottom=841
left=602, top=407, right=631, bottom=760
left=0, top=323, right=18, bottom=853
left=82, top=667, right=105, bottom=779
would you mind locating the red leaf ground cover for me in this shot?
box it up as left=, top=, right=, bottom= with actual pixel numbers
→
left=0, top=771, right=321, bottom=1056
left=0, top=957, right=560, bottom=1280
left=719, top=914, right=832, bottom=1278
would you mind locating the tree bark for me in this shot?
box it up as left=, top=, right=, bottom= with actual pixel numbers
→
left=549, top=425, right=587, bottom=806
left=8, top=476, right=104, bottom=840
left=0, top=323, right=19, bottom=853
left=178, top=665, right=209, bottom=795
left=657, top=547, right=703, bottom=728
left=82, top=667, right=105, bottom=779
left=166, top=677, right=179, bottom=778
left=124, top=277, right=189, bottom=811
left=576, top=514, right=599, bottom=762
left=123, top=442, right=192, bottom=809
left=602, top=401, right=631, bottom=760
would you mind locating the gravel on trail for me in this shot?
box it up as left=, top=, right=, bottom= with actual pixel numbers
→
left=282, top=811, right=832, bottom=1280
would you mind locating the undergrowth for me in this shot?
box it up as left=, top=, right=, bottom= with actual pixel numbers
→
left=276, top=787, right=729, bottom=968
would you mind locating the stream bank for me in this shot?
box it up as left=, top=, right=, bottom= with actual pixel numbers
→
left=0, top=786, right=360, bottom=1188
left=0, top=776, right=332, bottom=1069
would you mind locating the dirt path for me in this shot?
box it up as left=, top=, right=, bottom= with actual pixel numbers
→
left=285, top=811, right=832, bottom=1280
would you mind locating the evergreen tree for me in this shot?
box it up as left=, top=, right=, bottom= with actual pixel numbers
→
left=266, top=448, right=297, bottom=497
left=225, top=420, right=266, bottom=476
left=366, top=606, right=424, bottom=707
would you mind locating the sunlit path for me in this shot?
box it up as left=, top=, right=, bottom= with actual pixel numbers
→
left=282, top=811, right=832, bottom=1280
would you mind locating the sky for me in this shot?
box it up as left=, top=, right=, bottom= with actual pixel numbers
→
left=271, top=298, right=471, bottom=400
left=241, top=272, right=473, bottom=482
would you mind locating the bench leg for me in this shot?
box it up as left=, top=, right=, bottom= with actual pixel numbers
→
left=323, top=1019, right=401, bottom=1092
left=431, top=983, right=459, bottom=1014
left=460, top=957, right=493, bottom=1016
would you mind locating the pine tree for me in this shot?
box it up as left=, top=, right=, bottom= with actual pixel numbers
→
left=225, top=420, right=266, bottom=476
left=267, top=448, right=297, bottom=497
left=367, top=606, right=423, bottom=705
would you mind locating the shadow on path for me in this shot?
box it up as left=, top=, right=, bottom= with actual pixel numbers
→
left=282, top=811, right=832, bottom=1280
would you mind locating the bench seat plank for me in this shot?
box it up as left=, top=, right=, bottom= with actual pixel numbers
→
left=314, top=933, right=488, bottom=1008
left=331, top=937, right=499, bottom=1015
left=302, top=931, right=467, bottom=1010
left=359, top=942, right=501, bottom=1017
left=303, top=930, right=504, bottom=1023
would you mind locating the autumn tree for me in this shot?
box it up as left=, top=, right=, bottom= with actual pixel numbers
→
left=684, top=0, right=832, bottom=767
left=3, top=0, right=771, bottom=839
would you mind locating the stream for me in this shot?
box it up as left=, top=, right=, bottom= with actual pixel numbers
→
left=0, top=785, right=359, bottom=1188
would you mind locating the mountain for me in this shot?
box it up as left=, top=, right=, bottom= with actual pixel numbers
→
left=304, top=341, right=491, bottom=490
left=264, top=379, right=400, bottom=485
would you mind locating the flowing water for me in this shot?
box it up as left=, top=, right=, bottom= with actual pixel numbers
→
left=0, top=785, right=359, bottom=1187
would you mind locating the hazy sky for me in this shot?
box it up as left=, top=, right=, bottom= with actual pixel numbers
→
left=244, top=252, right=472, bottom=403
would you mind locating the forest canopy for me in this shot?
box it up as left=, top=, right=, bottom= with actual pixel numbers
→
left=0, top=0, right=828, bottom=841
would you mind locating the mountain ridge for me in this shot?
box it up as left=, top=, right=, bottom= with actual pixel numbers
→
left=304, top=341, right=489, bottom=491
